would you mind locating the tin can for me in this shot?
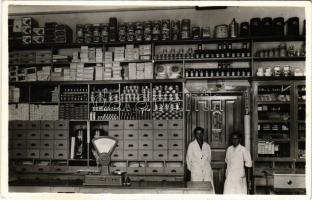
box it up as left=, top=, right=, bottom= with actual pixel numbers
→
left=100, top=23, right=109, bottom=43
left=161, top=19, right=170, bottom=40
left=127, top=23, right=135, bottom=42
left=92, top=24, right=100, bottom=43
left=152, top=21, right=161, bottom=41
left=76, top=24, right=84, bottom=43
left=144, top=21, right=152, bottom=41
left=171, top=20, right=180, bottom=40
left=135, top=22, right=143, bottom=41
left=181, top=19, right=191, bottom=39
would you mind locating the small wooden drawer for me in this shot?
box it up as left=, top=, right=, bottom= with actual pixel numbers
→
left=124, top=120, right=138, bottom=130
left=9, top=121, right=14, bottom=129
left=153, top=120, right=168, bottom=130
left=138, top=150, right=153, bottom=160
left=154, top=130, right=168, bottom=139
left=54, top=121, right=69, bottom=129
left=13, top=130, right=27, bottom=139
left=127, top=167, right=145, bottom=175
left=40, top=149, right=53, bottom=159
left=33, top=165, right=51, bottom=173
left=54, top=130, right=69, bottom=140
left=146, top=167, right=164, bottom=175
left=54, top=140, right=68, bottom=150
left=108, top=120, right=124, bottom=130
left=168, top=150, right=183, bottom=161
left=153, top=150, right=168, bottom=160
left=40, top=140, right=54, bottom=149
left=164, top=167, right=184, bottom=175
left=27, top=140, right=40, bottom=149
left=27, top=149, right=40, bottom=158
left=9, top=130, right=13, bottom=141
left=168, top=130, right=184, bottom=140
left=139, top=130, right=153, bottom=140
left=124, top=150, right=138, bottom=160
left=27, top=121, right=40, bottom=129
left=168, top=140, right=183, bottom=150
left=115, top=140, right=124, bottom=150
left=54, top=150, right=68, bottom=159
left=13, top=121, right=27, bottom=129
left=40, top=121, right=55, bottom=129
left=139, top=140, right=153, bottom=150
left=139, top=120, right=153, bottom=129
left=153, top=140, right=168, bottom=150
left=124, top=130, right=139, bottom=140
left=13, top=149, right=27, bottom=158
left=124, top=140, right=139, bottom=150
left=168, top=120, right=183, bottom=129
left=111, top=150, right=124, bottom=160
left=13, top=140, right=27, bottom=149
left=40, top=130, right=54, bottom=140
left=27, top=130, right=40, bottom=140
left=51, top=166, right=68, bottom=173
left=108, top=130, right=123, bottom=140
left=110, top=167, right=127, bottom=174
left=273, top=174, right=305, bottom=189
left=15, top=165, right=33, bottom=173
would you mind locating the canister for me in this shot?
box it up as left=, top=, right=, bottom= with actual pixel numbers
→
left=181, top=19, right=191, bottom=39
left=171, top=20, right=180, bottom=40
left=250, top=18, right=261, bottom=36
left=261, top=17, right=273, bottom=36
left=273, top=17, right=284, bottom=36
left=240, top=22, right=249, bottom=37
left=287, top=17, right=299, bottom=36
left=215, top=24, right=228, bottom=38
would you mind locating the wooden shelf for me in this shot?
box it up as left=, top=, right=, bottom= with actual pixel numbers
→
left=59, top=101, right=88, bottom=103
left=253, top=76, right=305, bottom=81
left=251, top=35, right=306, bottom=42
left=258, top=120, right=289, bottom=123
left=29, top=102, right=59, bottom=104
left=9, top=63, right=52, bottom=66
left=185, top=76, right=251, bottom=80
left=253, top=56, right=305, bottom=61
left=255, top=157, right=294, bottom=162
left=120, top=60, right=152, bottom=63
left=257, top=101, right=291, bottom=104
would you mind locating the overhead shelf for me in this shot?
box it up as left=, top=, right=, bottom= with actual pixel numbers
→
left=253, top=56, right=305, bottom=61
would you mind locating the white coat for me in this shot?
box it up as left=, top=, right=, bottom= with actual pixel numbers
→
left=186, top=140, right=214, bottom=192
left=223, top=144, right=252, bottom=194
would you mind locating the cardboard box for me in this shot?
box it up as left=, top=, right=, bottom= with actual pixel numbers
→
left=22, top=36, right=32, bottom=44
left=32, top=36, right=44, bottom=44
left=32, top=28, right=45, bottom=36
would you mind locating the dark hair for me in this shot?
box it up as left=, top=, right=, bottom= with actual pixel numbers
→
left=193, top=127, right=204, bottom=134
left=231, top=132, right=242, bottom=139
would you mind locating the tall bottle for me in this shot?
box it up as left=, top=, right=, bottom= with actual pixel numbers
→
left=230, top=18, right=238, bottom=38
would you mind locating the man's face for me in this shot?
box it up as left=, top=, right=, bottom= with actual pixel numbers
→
left=231, top=134, right=240, bottom=147
left=195, top=130, right=204, bottom=143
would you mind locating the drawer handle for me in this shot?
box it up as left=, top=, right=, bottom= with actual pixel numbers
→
left=144, top=124, right=149, bottom=127
left=173, top=134, right=178, bottom=137
left=287, top=180, right=292, bottom=185
left=44, top=153, right=49, bottom=156
left=128, top=154, right=133, bottom=157
left=128, top=144, right=134, bottom=147
left=38, top=168, right=43, bottom=172
left=158, top=124, right=163, bottom=127
left=113, top=154, right=119, bottom=157
left=31, top=134, right=36, bottom=137
left=134, top=170, right=139, bottom=173
left=129, top=124, right=134, bottom=127
left=173, top=144, right=178, bottom=147
left=58, top=134, right=64, bottom=137
left=173, top=123, right=178, bottom=127
left=56, top=168, right=61, bottom=172
left=158, top=144, right=163, bottom=147
left=17, top=134, right=23, bottom=137
left=59, top=124, right=64, bottom=127
left=158, top=134, right=163, bottom=137
left=31, top=124, right=36, bottom=128
left=113, top=124, right=119, bottom=127
left=143, top=134, right=148, bottom=137
left=171, top=170, right=177, bottom=173
left=143, top=144, right=148, bottom=147
left=58, top=153, right=63, bottom=156
left=45, top=124, right=50, bottom=128
left=128, top=134, right=133, bottom=137
left=21, top=168, right=26, bottom=172
left=45, top=144, right=50, bottom=147
left=44, top=134, right=49, bottom=137
left=17, top=143, right=22, bottom=146
left=17, top=153, right=22, bottom=156
left=173, top=154, right=178, bottom=157
left=17, top=124, right=23, bottom=127
left=113, top=134, right=119, bottom=138
left=31, top=153, right=35, bottom=156
left=143, top=154, right=148, bottom=157
left=152, top=170, right=158, bottom=173
left=31, top=143, right=36, bottom=147
left=159, top=154, right=164, bottom=157
left=58, top=144, right=64, bottom=147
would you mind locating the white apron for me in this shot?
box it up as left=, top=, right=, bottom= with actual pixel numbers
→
left=223, top=144, right=252, bottom=194
left=186, top=140, right=215, bottom=193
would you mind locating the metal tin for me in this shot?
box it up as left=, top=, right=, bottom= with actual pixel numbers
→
left=215, top=24, right=228, bottom=38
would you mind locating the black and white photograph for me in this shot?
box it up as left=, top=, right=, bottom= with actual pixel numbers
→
left=1, top=1, right=311, bottom=199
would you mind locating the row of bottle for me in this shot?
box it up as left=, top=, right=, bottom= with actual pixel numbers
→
left=258, top=87, right=290, bottom=94
left=60, top=94, right=88, bottom=102
left=89, top=112, right=119, bottom=120
left=62, top=88, right=88, bottom=93
left=185, top=68, right=251, bottom=77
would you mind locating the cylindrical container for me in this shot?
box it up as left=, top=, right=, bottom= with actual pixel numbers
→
left=181, top=19, right=191, bottom=39
left=215, top=24, right=228, bottom=38
left=273, top=65, right=282, bottom=77
left=201, top=26, right=211, bottom=38
left=127, top=23, right=135, bottom=42
left=83, top=24, right=93, bottom=44
left=250, top=18, right=261, bottom=36
left=287, top=17, right=299, bottom=36
left=76, top=24, right=84, bottom=43
left=261, top=17, right=273, bottom=36
left=100, top=23, right=109, bottom=43
left=229, top=18, right=239, bottom=38
left=92, top=24, right=101, bottom=43
left=108, top=17, right=118, bottom=42
left=171, top=20, right=180, bottom=40
left=118, top=23, right=127, bottom=42
left=135, top=22, right=144, bottom=41
left=273, top=17, right=285, bottom=36
left=240, top=22, right=249, bottom=37
left=152, top=21, right=161, bottom=41
left=144, top=21, right=152, bottom=41
left=161, top=19, right=170, bottom=40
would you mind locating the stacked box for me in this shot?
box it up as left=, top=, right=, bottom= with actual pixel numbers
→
left=51, top=68, right=63, bottom=81
left=125, top=46, right=139, bottom=61
left=104, top=63, right=112, bottom=80
left=44, top=22, right=57, bottom=44
left=63, top=68, right=71, bottom=81
left=37, top=66, right=51, bottom=81
left=104, top=51, right=113, bottom=63
left=95, top=64, right=104, bottom=80
left=22, top=17, right=38, bottom=45
left=69, top=63, right=77, bottom=80
left=55, top=24, right=73, bottom=44
left=112, top=62, right=122, bottom=80
left=9, top=51, right=20, bottom=64
left=77, top=67, right=94, bottom=80
left=129, top=63, right=137, bottom=80
left=88, top=47, right=96, bottom=63
left=25, top=67, right=37, bottom=81
left=35, top=50, right=52, bottom=64
left=114, top=47, right=125, bottom=61
left=95, top=48, right=103, bottom=63
left=9, top=86, right=20, bottom=103
left=72, top=51, right=80, bottom=63
left=80, top=46, right=88, bottom=63
left=139, top=44, right=152, bottom=60
left=136, top=63, right=145, bottom=79
left=32, top=27, right=45, bottom=44
left=144, top=62, right=154, bottom=79
left=30, top=105, right=58, bottom=120
left=20, top=51, right=36, bottom=64
left=9, top=103, right=29, bottom=120
left=123, top=66, right=129, bottom=80
left=9, top=66, right=19, bottom=82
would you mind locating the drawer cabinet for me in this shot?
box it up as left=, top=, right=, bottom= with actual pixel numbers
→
left=153, top=150, right=168, bottom=160
left=124, top=120, right=138, bottom=130
left=138, top=130, right=153, bottom=140
left=139, top=120, right=153, bottom=129
left=153, top=140, right=168, bottom=150
left=153, top=120, right=168, bottom=130
left=154, top=130, right=168, bottom=139
left=168, top=120, right=183, bottom=129
left=109, top=120, right=124, bottom=130
left=108, top=130, right=123, bottom=140
left=139, top=140, right=153, bottom=150
left=124, top=130, right=138, bottom=140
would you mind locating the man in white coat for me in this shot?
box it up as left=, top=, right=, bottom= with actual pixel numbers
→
left=186, top=127, right=214, bottom=193
left=223, top=133, right=252, bottom=194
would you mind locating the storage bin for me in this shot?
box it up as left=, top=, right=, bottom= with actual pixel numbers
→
left=168, top=120, right=183, bottom=129
left=13, top=130, right=27, bottom=140
left=51, top=166, right=68, bottom=173
left=27, top=149, right=40, bottom=158
left=124, top=130, right=139, bottom=140
left=153, top=120, right=168, bottom=129
left=27, top=121, right=40, bottom=129
left=127, top=167, right=145, bottom=175
left=108, top=120, right=124, bottom=129
left=13, top=121, right=27, bottom=129
left=139, top=120, right=153, bottom=129
left=138, top=140, right=153, bottom=150
left=138, top=150, right=153, bottom=160
left=54, top=130, right=69, bottom=140
left=153, top=150, right=168, bottom=160
left=168, top=139, right=183, bottom=150
left=124, top=120, right=138, bottom=129
left=146, top=167, right=164, bottom=175
left=111, top=149, right=124, bottom=160
left=153, top=140, right=168, bottom=150
left=40, top=140, right=54, bottom=149
left=124, top=150, right=138, bottom=160
left=33, top=165, right=51, bottom=173
left=40, top=149, right=53, bottom=159
left=13, top=140, right=27, bottom=149
left=40, top=130, right=54, bottom=140
left=168, top=150, right=183, bottom=161
left=54, top=121, right=69, bottom=129
left=54, top=150, right=68, bottom=159
left=13, top=149, right=27, bottom=158
left=27, top=130, right=40, bottom=140
left=164, top=167, right=184, bottom=175
left=54, top=140, right=68, bottom=150
left=27, top=140, right=40, bottom=149
left=108, top=130, right=123, bottom=140
left=153, top=130, right=168, bottom=139
left=138, top=130, right=153, bottom=140
left=40, top=121, right=55, bottom=129
left=168, top=130, right=184, bottom=139
left=124, top=140, right=139, bottom=150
